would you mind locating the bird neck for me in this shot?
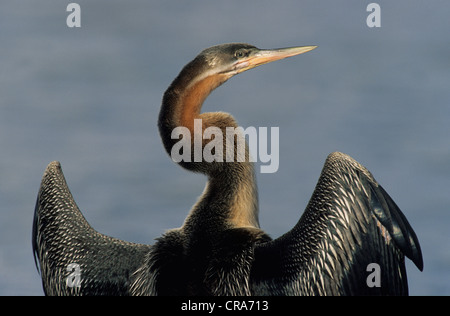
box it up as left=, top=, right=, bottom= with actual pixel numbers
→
left=183, top=165, right=259, bottom=233
left=158, top=60, right=260, bottom=230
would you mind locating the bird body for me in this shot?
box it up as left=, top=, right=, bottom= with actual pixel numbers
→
left=33, top=43, right=423, bottom=296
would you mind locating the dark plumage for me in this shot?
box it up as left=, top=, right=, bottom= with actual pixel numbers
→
left=251, top=152, right=422, bottom=295
left=33, top=43, right=423, bottom=296
left=33, top=162, right=150, bottom=295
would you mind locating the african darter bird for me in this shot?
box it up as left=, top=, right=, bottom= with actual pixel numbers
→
left=33, top=43, right=423, bottom=295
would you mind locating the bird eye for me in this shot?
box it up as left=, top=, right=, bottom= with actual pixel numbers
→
left=235, top=50, right=247, bottom=59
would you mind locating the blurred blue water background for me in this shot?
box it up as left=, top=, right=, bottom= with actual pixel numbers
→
left=1, top=1, right=449, bottom=295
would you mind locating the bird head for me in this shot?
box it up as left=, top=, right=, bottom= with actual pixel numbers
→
left=198, top=43, right=317, bottom=79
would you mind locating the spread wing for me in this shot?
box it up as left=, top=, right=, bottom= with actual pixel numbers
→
left=250, top=152, right=423, bottom=295
left=32, top=161, right=151, bottom=296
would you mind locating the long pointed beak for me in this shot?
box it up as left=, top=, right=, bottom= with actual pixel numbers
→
left=236, top=45, right=317, bottom=73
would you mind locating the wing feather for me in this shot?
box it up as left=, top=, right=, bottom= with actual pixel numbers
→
left=250, top=152, right=423, bottom=295
left=32, top=161, right=151, bottom=295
